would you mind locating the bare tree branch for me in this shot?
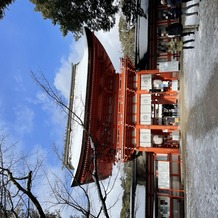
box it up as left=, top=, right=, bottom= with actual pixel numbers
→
left=31, top=71, right=84, bottom=127
left=0, top=136, right=47, bottom=218
left=0, top=167, right=46, bottom=218
left=31, top=71, right=118, bottom=218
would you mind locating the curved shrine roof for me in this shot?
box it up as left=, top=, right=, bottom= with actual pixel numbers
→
left=64, top=28, right=116, bottom=186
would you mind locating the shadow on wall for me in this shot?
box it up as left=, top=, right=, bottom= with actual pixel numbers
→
left=136, top=152, right=147, bottom=185
left=135, top=51, right=149, bottom=70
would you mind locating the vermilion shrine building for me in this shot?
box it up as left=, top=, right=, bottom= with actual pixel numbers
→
left=64, top=1, right=184, bottom=214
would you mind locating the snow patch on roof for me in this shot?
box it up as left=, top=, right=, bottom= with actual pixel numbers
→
left=68, top=35, right=89, bottom=173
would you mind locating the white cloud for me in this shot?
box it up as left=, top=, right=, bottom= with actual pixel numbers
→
left=13, top=104, right=34, bottom=137
left=36, top=91, right=66, bottom=138
left=54, top=13, right=121, bottom=101
left=13, top=72, right=26, bottom=92
left=54, top=38, right=85, bottom=99
left=33, top=155, right=85, bottom=217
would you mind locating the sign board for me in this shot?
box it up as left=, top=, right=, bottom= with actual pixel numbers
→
left=140, top=94, right=151, bottom=125
left=141, top=74, right=152, bottom=90
left=139, top=129, right=151, bottom=147
left=158, top=162, right=170, bottom=188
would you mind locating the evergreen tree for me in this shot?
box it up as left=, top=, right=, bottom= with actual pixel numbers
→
left=121, top=0, right=147, bottom=25
left=118, top=15, right=135, bottom=63
left=29, top=0, right=119, bottom=39
left=0, top=0, right=14, bottom=19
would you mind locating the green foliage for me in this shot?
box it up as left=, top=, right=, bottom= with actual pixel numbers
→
left=121, top=0, right=147, bottom=24
left=118, top=15, right=135, bottom=63
left=120, top=162, right=132, bottom=218
left=29, top=0, right=119, bottom=39
left=0, top=0, right=14, bottom=19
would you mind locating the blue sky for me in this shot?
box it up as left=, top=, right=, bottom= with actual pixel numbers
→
left=0, top=0, right=121, bottom=161
left=0, top=0, right=75, bottom=164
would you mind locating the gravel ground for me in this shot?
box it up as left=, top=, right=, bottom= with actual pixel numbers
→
left=180, top=0, right=218, bottom=217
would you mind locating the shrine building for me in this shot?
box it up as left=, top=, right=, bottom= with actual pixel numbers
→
left=64, top=28, right=119, bottom=186
left=64, top=0, right=184, bottom=215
